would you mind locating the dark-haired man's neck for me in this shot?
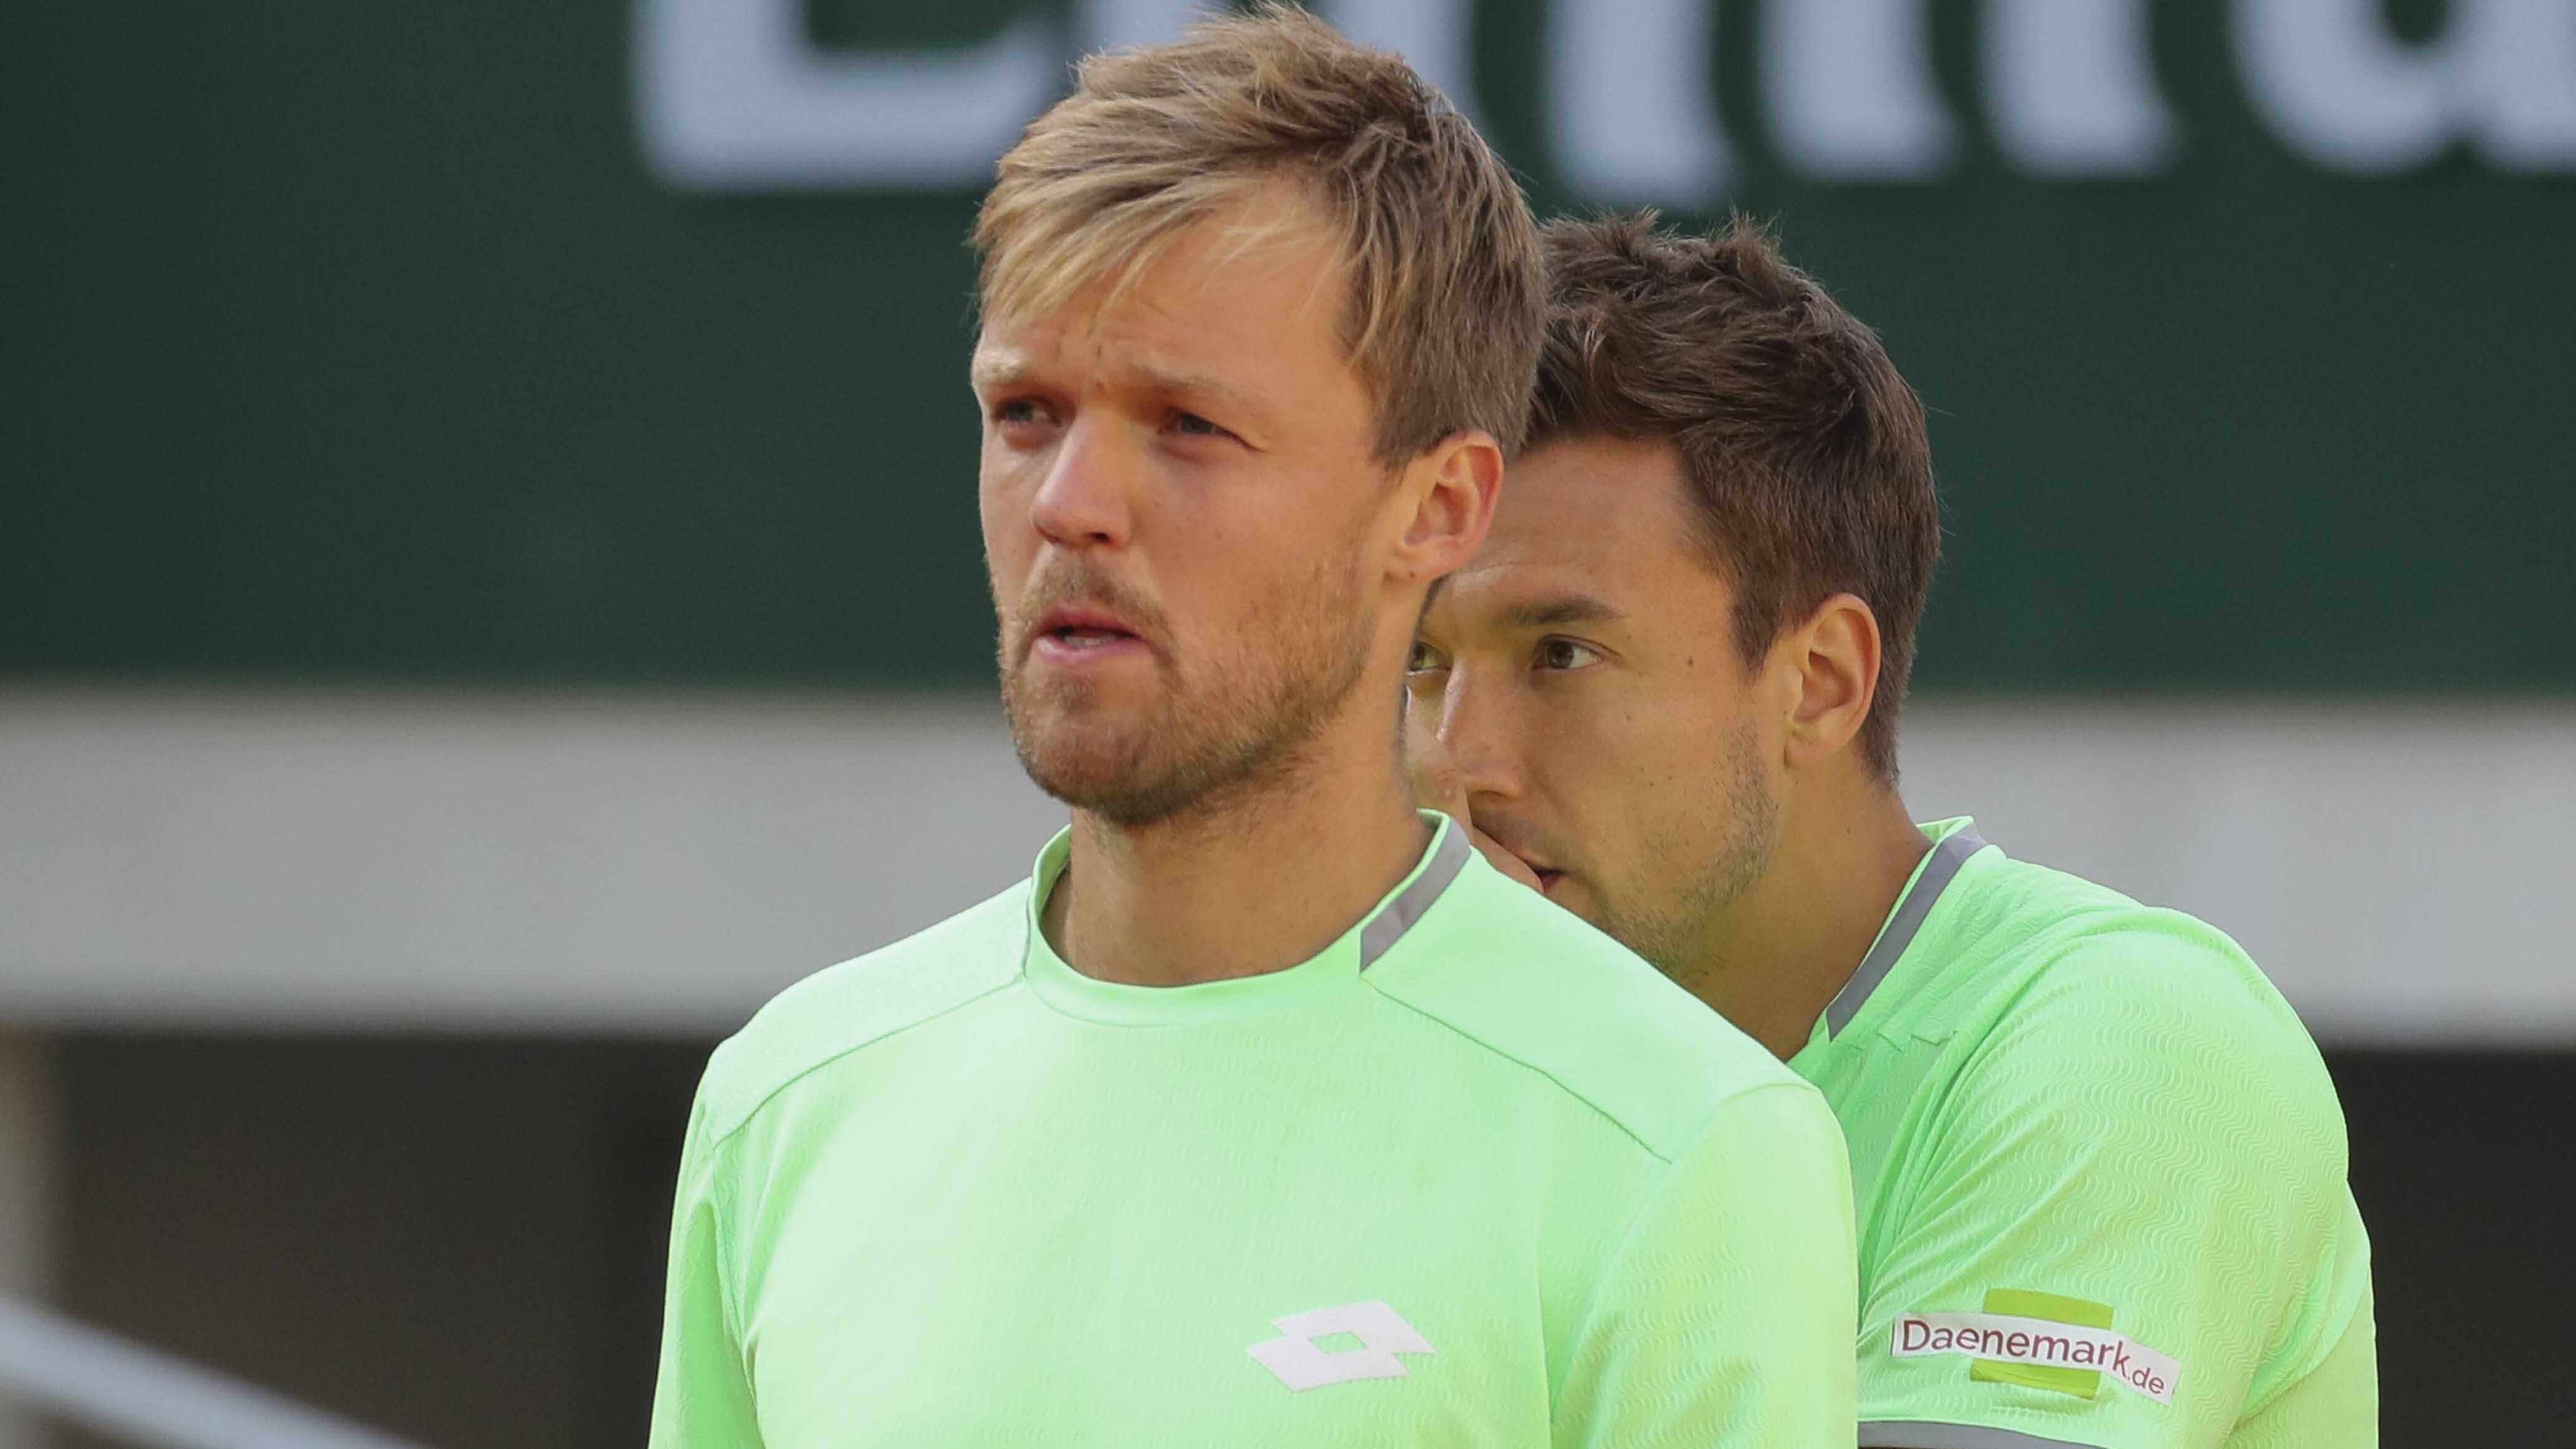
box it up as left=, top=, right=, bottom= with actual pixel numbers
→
left=1041, top=690, right=1430, bottom=990
left=1681, top=765, right=1930, bottom=1060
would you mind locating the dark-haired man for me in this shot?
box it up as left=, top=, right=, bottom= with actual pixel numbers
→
left=1407, top=214, right=2375, bottom=1448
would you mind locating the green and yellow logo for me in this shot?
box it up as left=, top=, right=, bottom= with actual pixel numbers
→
left=1892, top=1288, right=2181, bottom=1404
left=1969, top=1288, right=2117, bottom=1400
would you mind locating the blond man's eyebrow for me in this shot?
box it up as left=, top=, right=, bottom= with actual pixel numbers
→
left=1132, top=365, right=1261, bottom=414
left=971, top=351, right=1276, bottom=438
left=968, top=352, right=1035, bottom=391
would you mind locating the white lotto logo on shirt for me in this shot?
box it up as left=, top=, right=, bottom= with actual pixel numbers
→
left=1894, top=1311, right=2182, bottom=1404
left=1247, top=1301, right=1434, bottom=1392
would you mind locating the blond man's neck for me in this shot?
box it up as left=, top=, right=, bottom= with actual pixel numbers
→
left=1042, top=699, right=1430, bottom=989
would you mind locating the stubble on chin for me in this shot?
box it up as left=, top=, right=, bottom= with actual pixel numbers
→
left=1005, top=681, right=1195, bottom=825
left=998, top=499, right=1386, bottom=827
left=1596, top=724, right=1781, bottom=983
left=1001, top=599, right=1375, bottom=830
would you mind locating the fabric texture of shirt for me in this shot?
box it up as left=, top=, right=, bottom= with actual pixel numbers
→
left=651, top=813, right=1857, bottom=1448
left=1789, top=818, right=2377, bottom=1449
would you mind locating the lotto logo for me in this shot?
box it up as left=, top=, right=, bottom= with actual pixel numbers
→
left=1247, top=1302, right=1435, bottom=1392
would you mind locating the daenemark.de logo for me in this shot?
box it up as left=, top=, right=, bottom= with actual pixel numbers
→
left=1894, top=1288, right=2181, bottom=1404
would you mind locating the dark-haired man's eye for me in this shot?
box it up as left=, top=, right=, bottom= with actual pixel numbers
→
left=1538, top=639, right=1603, bottom=671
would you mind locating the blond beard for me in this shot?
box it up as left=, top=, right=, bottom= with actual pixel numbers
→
left=999, top=537, right=1380, bottom=828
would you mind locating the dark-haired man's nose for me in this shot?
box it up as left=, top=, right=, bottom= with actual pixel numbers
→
left=1407, top=674, right=1541, bottom=891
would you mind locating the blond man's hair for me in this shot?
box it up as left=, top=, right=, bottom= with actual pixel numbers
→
left=974, top=4, right=1543, bottom=461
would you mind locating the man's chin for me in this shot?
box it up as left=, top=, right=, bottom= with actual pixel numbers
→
left=1545, top=878, right=1610, bottom=929
left=1014, top=731, right=1195, bottom=825
left=1538, top=876, right=1646, bottom=947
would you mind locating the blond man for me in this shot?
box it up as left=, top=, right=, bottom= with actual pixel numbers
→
left=649, top=12, right=1854, bottom=1446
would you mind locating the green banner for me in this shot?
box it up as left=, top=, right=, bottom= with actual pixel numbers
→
left=12, top=2, right=2574, bottom=689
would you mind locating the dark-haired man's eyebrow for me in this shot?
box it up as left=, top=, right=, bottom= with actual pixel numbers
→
left=1500, top=595, right=1624, bottom=630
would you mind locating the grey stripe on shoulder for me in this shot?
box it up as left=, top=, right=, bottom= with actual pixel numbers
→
left=1825, top=826, right=1988, bottom=1036
left=1358, top=823, right=1474, bottom=970
left=1859, top=1422, right=2097, bottom=1449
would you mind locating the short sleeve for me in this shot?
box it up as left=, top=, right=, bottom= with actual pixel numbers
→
left=2225, top=1276, right=2377, bottom=1449
left=1553, top=1081, right=1858, bottom=1449
left=649, top=1082, right=765, bottom=1448
left=1854, top=930, right=2373, bottom=1449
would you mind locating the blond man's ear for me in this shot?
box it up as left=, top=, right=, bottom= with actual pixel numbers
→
left=1388, top=430, right=1505, bottom=586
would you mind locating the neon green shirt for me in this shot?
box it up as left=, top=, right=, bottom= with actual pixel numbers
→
left=652, top=816, right=1857, bottom=1447
left=1789, top=820, right=2376, bottom=1449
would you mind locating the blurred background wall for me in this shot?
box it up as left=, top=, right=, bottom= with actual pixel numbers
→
left=5, top=2, right=2572, bottom=1445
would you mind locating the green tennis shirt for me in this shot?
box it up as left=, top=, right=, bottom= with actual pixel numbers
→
left=651, top=815, right=1858, bottom=1447
left=1790, top=820, right=2376, bottom=1449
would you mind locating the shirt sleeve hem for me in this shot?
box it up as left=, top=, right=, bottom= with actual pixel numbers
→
left=1859, top=1418, right=2112, bottom=1449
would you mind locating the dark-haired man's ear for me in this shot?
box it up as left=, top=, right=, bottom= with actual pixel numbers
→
left=1386, top=430, right=1504, bottom=586
left=1781, top=593, right=1882, bottom=770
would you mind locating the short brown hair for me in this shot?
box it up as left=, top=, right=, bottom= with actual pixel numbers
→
left=1534, top=213, right=1939, bottom=780
left=974, top=4, right=1543, bottom=459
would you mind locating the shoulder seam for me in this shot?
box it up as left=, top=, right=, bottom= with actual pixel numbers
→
left=707, top=971, right=1021, bottom=1149
left=1362, top=975, right=1736, bottom=1166
left=706, top=1124, right=747, bottom=1354
left=1977, top=925, right=2283, bottom=1053
left=1549, top=1076, right=1826, bottom=1395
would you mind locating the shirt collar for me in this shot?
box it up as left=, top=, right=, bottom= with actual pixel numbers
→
left=1795, top=817, right=1990, bottom=1058
left=1018, top=811, right=1473, bottom=1026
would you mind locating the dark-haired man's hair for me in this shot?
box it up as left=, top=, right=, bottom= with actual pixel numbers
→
left=1533, top=213, right=1939, bottom=782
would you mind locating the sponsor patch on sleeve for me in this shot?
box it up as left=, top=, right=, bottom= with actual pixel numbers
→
left=1892, top=1288, right=2180, bottom=1404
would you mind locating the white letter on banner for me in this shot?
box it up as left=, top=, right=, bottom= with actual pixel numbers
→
left=1987, top=0, right=2179, bottom=176
left=1081, top=0, right=1219, bottom=52
left=1329, top=0, right=1490, bottom=128
left=1765, top=0, right=1957, bottom=180
left=2236, top=0, right=2576, bottom=174
left=2464, top=0, right=2576, bottom=170
left=1091, top=0, right=1496, bottom=133
left=634, top=0, right=1059, bottom=191
left=1549, top=0, right=1735, bottom=205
